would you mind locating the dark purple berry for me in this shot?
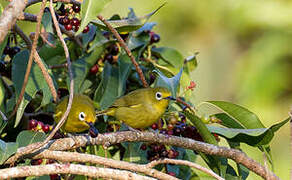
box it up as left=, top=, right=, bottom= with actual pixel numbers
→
left=104, top=54, right=113, bottom=62
left=160, top=129, right=167, bottom=135
left=167, top=129, right=173, bottom=135
left=102, top=31, right=110, bottom=39
left=29, top=119, right=38, bottom=129
left=72, top=4, right=81, bottom=13
left=3, top=46, right=11, bottom=55
left=173, top=127, right=182, bottom=136
left=108, top=44, right=119, bottom=55
left=82, top=25, right=90, bottom=33
left=70, top=17, right=80, bottom=26
left=161, top=150, right=168, bottom=158
left=89, top=126, right=99, bottom=138
left=150, top=32, right=160, bottom=44
left=140, top=144, right=147, bottom=151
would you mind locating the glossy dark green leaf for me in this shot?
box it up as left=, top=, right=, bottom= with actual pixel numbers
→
left=127, top=32, right=150, bottom=50
left=39, top=42, right=66, bottom=65
left=88, top=28, right=109, bottom=53
left=67, top=58, right=87, bottom=93
left=0, top=139, right=18, bottom=164
left=12, top=50, right=55, bottom=127
left=91, top=3, right=165, bottom=33
left=76, top=0, right=112, bottom=35
left=42, top=12, right=54, bottom=34
left=154, top=68, right=182, bottom=98
left=203, top=101, right=265, bottom=129
left=94, top=55, right=132, bottom=109
left=207, top=117, right=289, bottom=146
left=16, top=130, right=46, bottom=148
left=81, top=25, right=97, bottom=48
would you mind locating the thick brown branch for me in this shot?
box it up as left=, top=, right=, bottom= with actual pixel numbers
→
left=97, top=15, right=149, bottom=88
left=6, top=131, right=279, bottom=180
left=0, top=163, right=155, bottom=180
left=0, top=0, right=27, bottom=43
left=34, top=150, right=178, bottom=180
left=26, top=0, right=80, bottom=7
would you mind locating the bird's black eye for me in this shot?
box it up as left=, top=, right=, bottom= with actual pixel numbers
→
left=155, top=92, right=162, bottom=100
left=79, top=112, right=86, bottom=121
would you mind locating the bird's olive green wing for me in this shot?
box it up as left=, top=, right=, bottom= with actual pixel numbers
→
left=110, top=88, right=150, bottom=108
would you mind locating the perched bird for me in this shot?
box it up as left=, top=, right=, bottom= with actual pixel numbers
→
left=97, top=87, right=173, bottom=129
left=54, top=94, right=97, bottom=134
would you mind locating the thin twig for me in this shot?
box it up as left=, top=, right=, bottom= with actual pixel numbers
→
left=0, top=0, right=27, bottom=43
left=5, top=131, right=279, bottom=180
left=45, top=0, right=74, bottom=144
left=40, top=30, right=56, bottom=48
left=12, top=24, right=32, bottom=49
left=0, top=163, right=155, bottom=180
left=97, top=15, right=149, bottom=88
left=176, top=97, right=197, bottom=113
left=33, top=50, right=58, bottom=102
left=9, top=0, right=47, bottom=119
left=33, top=150, right=178, bottom=180
left=49, top=63, right=68, bottom=69
left=147, top=158, right=224, bottom=180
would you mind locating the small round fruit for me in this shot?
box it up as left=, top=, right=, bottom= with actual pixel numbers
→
left=150, top=32, right=160, bottom=44
left=64, top=24, right=73, bottom=31
left=140, top=144, right=147, bottom=151
left=89, top=127, right=98, bottom=138
left=70, top=17, right=80, bottom=26
left=104, top=54, right=113, bottom=63
left=90, top=64, right=99, bottom=74
left=109, top=44, right=119, bottom=55
left=151, top=123, right=158, bottom=130
left=29, top=119, right=38, bottom=129
left=42, top=124, right=50, bottom=133
left=82, top=25, right=90, bottom=33
left=72, top=4, right=81, bottom=13
left=3, top=46, right=11, bottom=55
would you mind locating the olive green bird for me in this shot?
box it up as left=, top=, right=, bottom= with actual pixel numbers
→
left=97, top=87, right=173, bottom=129
left=54, top=94, right=97, bottom=133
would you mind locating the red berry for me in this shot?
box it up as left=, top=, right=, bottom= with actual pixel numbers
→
left=74, top=25, right=79, bottom=32
left=47, top=159, right=55, bottom=164
left=151, top=123, right=158, bottom=130
left=50, top=174, right=59, bottom=180
left=140, top=144, right=147, bottom=151
left=64, top=24, right=72, bottom=31
left=42, top=124, right=50, bottom=133
left=36, top=121, right=44, bottom=131
left=72, top=4, right=81, bottom=13
left=37, top=159, right=43, bottom=165
left=90, top=64, right=99, bottom=74
left=82, top=25, right=90, bottom=33
left=167, top=124, right=174, bottom=130
left=29, top=119, right=38, bottom=129
left=70, top=17, right=80, bottom=27
left=168, top=172, right=176, bottom=177
left=167, top=129, right=173, bottom=135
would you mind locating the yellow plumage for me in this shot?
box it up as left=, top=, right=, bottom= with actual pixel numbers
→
left=54, top=94, right=96, bottom=133
left=97, top=87, right=172, bottom=129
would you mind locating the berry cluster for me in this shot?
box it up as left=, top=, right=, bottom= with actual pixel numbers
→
left=28, top=119, right=52, bottom=134
left=141, top=143, right=179, bottom=161
left=56, top=3, right=89, bottom=33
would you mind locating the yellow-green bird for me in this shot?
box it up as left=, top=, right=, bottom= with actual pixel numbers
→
left=54, top=94, right=97, bottom=133
left=97, top=87, right=173, bottom=129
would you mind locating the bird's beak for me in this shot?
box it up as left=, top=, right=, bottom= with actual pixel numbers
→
left=164, top=96, right=176, bottom=100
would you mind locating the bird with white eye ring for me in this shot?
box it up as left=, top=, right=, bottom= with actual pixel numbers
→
left=54, top=94, right=98, bottom=135
left=96, top=87, right=174, bottom=129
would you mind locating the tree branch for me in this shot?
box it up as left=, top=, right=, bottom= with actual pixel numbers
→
left=12, top=24, right=32, bottom=49
left=6, top=131, right=279, bottom=180
left=0, top=163, right=155, bottom=180
left=33, top=150, right=178, bottom=180
left=0, top=0, right=27, bottom=43
left=97, top=15, right=149, bottom=88
left=147, top=159, right=223, bottom=180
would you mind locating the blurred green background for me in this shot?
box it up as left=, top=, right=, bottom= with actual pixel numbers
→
left=1, top=0, right=291, bottom=179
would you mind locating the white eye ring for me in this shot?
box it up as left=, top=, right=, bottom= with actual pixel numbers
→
left=155, top=92, right=162, bottom=100
left=79, top=112, right=86, bottom=121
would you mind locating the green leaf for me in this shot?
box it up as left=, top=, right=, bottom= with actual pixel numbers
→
left=122, top=142, right=147, bottom=163
left=0, top=139, right=18, bottom=164
left=91, top=3, right=165, bottom=34
left=16, top=130, right=46, bottom=148
left=67, top=58, right=88, bottom=93
left=154, top=68, right=183, bottom=98
left=12, top=50, right=55, bottom=127
left=88, top=27, right=109, bottom=53
left=184, top=53, right=198, bottom=73
left=81, top=25, right=97, bottom=48
left=202, top=101, right=265, bottom=129
left=152, top=47, right=184, bottom=71
left=39, top=42, right=65, bottom=65
left=207, top=117, right=289, bottom=146
left=42, top=12, right=54, bottom=34
left=76, top=0, right=112, bottom=35
left=127, top=31, right=150, bottom=50
left=94, top=55, right=132, bottom=109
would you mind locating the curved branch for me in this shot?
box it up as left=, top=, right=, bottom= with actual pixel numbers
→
left=147, top=159, right=223, bottom=180
left=33, top=150, right=178, bottom=180
left=6, top=131, right=279, bottom=180
left=26, top=0, right=80, bottom=7
left=0, top=0, right=27, bottom=43
left=0, top=163, right=155, bottom=180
